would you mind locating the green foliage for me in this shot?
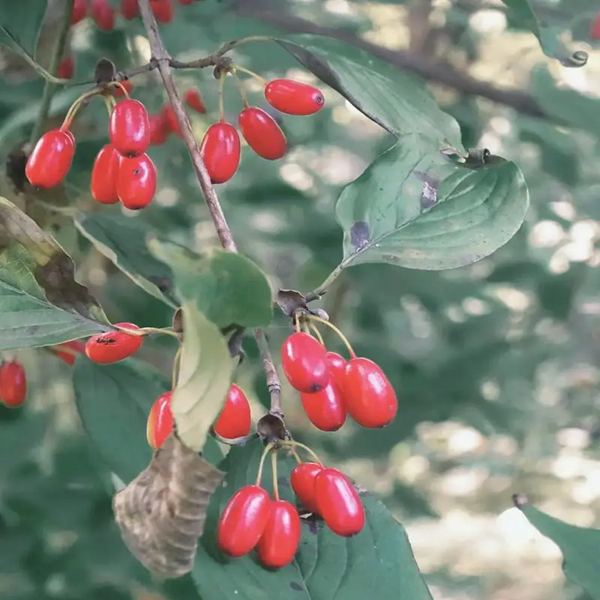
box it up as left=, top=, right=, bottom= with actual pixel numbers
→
left=192, top=442, right=433, bottom=600
left=0, top=0, right=47, bottom=58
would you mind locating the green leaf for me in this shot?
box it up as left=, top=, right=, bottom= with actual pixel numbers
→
left=274, top=34, right=463, bottom=148
left=192, top=442, right=433, bottom=600
left=171, top=302, right=235, bottom=452
left=502, top=0, right=588, bottom=67
left=73, top=212, right=178, bottom=308
left=149, top=239, right=273, bottom=329
left=333, top=135, right=529, bottom=271
left=516, top=497, right=600, bottom=599
left=0, top=0, right=47, bottom=58
left=0, top=196, right=110, bottom=350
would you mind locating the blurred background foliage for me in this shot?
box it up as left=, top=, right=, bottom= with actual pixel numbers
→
left=2, top=0, right=600, bottom=599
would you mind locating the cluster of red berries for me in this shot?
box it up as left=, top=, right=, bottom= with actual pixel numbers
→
left=0, top=361, right=27, bottom=408
left=281, top=320, right=398, bottom=432
left=146, top=382, right=252, bottom=448
left=217, top=449, right=364, bottom=568
left=71, top=0, right=194, bottom=32
left=200, top=79, right=325, bottom=184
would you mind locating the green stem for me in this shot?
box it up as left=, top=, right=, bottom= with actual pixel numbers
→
left=29, top=0, right=74, bottom=146
left=306, top=261, right=346, bottom=301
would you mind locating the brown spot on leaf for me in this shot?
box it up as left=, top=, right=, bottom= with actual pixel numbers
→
left=350, top=221, right=370, bottom=252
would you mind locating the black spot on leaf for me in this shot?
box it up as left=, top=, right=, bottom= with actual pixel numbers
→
left=350, top=221, right=370, bottom=251
left=290, top=582, right=303, bottom=592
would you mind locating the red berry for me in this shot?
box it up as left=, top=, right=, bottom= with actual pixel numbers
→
left=90, top=0, right=115, bottom=31
left=265, top=79, right=325, bottom=116
left=113, top=80, right=134, bottom=97
left=150, top=0, right=174, bottom=23
left=85, top=323, right=143, bottom=364
left=184, top=89, right=206, bottom=113
left=200, top=122, right=241, bottom=184
left=0, top=361, right=27, bottom=408
left=290, top=462, right=322, bottom=514
left=91, top=144, right=120, bottom=204
left=26, top=129, right=75, bottom=189
left=590, top=14, right=600, bottom=39
left=50, top=340, right=85, bottom=366
left=213, top=384, right=252, bottom=439
left=121, top=0, right=139, bottom=19
left=257, top=500, right=301, bottom=569
left=281, top=332, right=329, bottom=393
left=109, top=99, right=150, bottom=156
left=217, top=485, right=271, bottom=557
left=71, top=0, right=87, bottom=24
left=344, top=358, right=397, bottom=428
left=238, top=107, right=286, bottom=160
left=57, top=56, right=75, bottom=80
left=315, top=468, right=364, bottom=537
left=149, top=114, right=168, bottom=145
left=300, top=382, right=346, bottom=432
left=326, top=352, right=346, bottom=387
left=147, top=392, right=173, bottom=449
left=117, top=154, right=156, bottom=210
left=160, top=104, right=182, bottom=137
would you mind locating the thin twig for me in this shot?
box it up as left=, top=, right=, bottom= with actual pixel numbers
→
left=29, top=0, right=74, bottom=146
left=137, top=0, right=282, bottom=411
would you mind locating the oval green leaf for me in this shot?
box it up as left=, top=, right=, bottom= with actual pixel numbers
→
left=0, top=0, right=47, bottom=58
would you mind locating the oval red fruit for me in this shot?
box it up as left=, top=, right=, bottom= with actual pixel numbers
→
left=301, top=382, right=346, bottom=432
left=265, top=79, right=325, bottom=116
left=0, top=361, right=27, bottom=408
left=590, top=14, right=600, bottom=39
left=214, top=384, right=252, bottom=439
left=290, top=462, right=323, bottom=514
left=326, top=352, right=346, bottom=388
left=200, top=122, right=241, bottom=184
left=117, top=153, right=157, bottom=210
left=344, top=357, right=397, bottom=428
left=85, top=323, right=143, bottom=364
left=91, top=144, right=120, bottom=204
left=160, top=104, right=182, bottom=137
left=281, top=332, right=329, bottom=393
left=217, top=485, right=271, bottom=557
left=315, top=468, right=364, bottom=537
left=149, top=114, right=168, bottom=145
left=50, top=340, right=85, bottom=366
left=238, top=107, right=286, bottom=160
left=257, top=500, right=301, bottom=569
left=150, top=0, right=174, bottom=23
left=121, top=0, right=139, bottom=19
left=57, top=56, right=74, bottom=79
left=26, top=129, right=75, bottom=189
left=71, top=0, right=87, bottom=24
left=184, top=89, right=206, bottom=113
left=109, top=99, right=150, bottom=156
left=113, top=80, right=134, bottom=98
left=147, top=392, right=173, bottom=449
left=91, top=0, right=115, bottom=31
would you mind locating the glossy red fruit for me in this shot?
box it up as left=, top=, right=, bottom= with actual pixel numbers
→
left=238, top=107, right=286, bottom=160
left=50, top=340, right=85, bottom=366
left=200, top=122, right=241, bottom=184
left=91, top=0, right=115, bottom=31
left=590, top=14, right=600, bottom=39
left=184, top=89, right=206, bottom=113
left=257, top=500, right=301, bottom=569
left=344, top=358, right=397, bottom=428
left=71, top=0, right=87, bottom=24
left=149, top=114, right=168, bottom=145
left=265, top=79, right=325, bottom=116
left=57, top=56, right=74, bottom=80
left=214, top=384, right=252, bottom=439
left=301, top=382, right=346, bottom=432
left=26, top=129, right=75, bottom=189
left=109, top=99, right=150, bottom=156
left=91, top=144, right=120, bottom=204
left=217, top=485, right=271, bottom=557
left=121, top=0, right=139, bottom=19
left=117, top=154, right=157, bottom=209
left=85, top=323, right=143, bottom=364
left=290, top=462, right=323, bottom=514
left=150, top=0, right=174, bottom=23
left=113, top=80, right=134, bottom=97
left=281, top=332, right=329, bottom=393
left=160, top=104, right=182, bottom=137
left=315, top=468, right=364, bottom=537
left=0, top=361, right=27, bottom=407
left=326, top=352, right=346, bottom=387
left=147, top=392, right=173, bottom=449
